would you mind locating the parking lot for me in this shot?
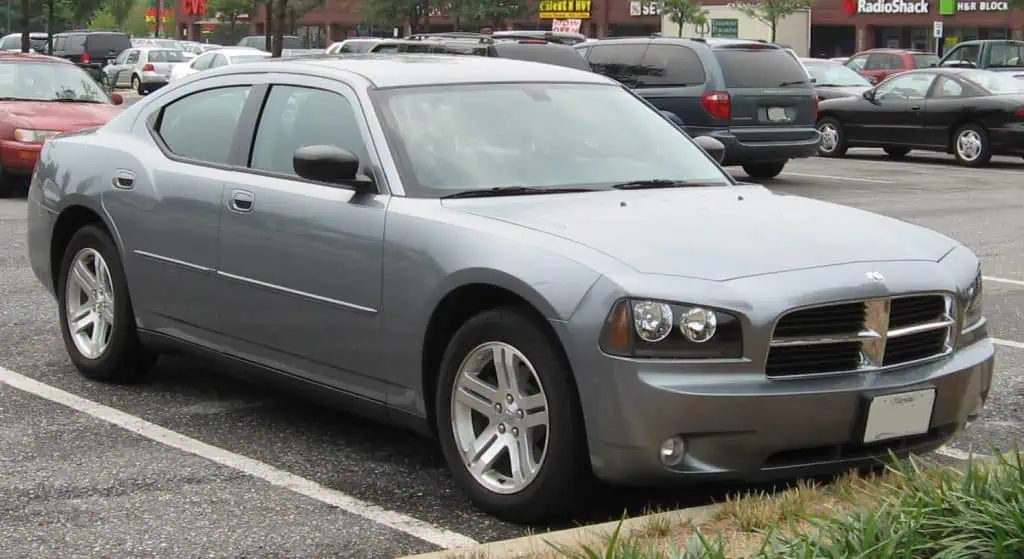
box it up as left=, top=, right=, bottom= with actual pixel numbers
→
left=1, top=148, right=1021, bottom=557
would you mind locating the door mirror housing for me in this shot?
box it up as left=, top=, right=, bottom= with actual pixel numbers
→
left=660, top=110, right=684, bottom=127
left=693, top=135, right=726, bottom=164
left=293, top=145, right=370, bottom=189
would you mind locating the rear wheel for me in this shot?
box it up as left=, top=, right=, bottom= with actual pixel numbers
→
left=742, top=162, right=786, bottom=180
left=132, top=74, right=145, bottom=95
left=952, top=123, right=991, bottom=167
left=435, top=307, right=589, bottom=524
left=883, top=147, right=910, bottom=158
left=0, top=166, right=15, bottom=199
left=816, top=117, right=847, bottom=158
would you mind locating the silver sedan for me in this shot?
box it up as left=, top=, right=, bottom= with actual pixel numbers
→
left=25, top=54, right=994, bottom=523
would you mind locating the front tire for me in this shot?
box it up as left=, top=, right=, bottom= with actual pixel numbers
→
left=742, top=162, right=786, bottom=179
left=132, top=74, right=145, bottom=95
left=952, top=123, right=991, bottom=167
left=56, top=224, right=156, bottom=383
left=435, top=307, right=589, bottom=523
left=816, top=117, right=847, bottom=158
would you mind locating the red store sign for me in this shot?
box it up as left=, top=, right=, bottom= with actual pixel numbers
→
left=183, top=0, right=207, bottom=16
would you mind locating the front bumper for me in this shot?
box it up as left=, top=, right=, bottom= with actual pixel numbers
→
left=688, top=126, right=822, bottom=166
left=0, top=140, right=42, bottom=174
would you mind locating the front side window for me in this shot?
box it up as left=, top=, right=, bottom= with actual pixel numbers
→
left=372, top=82, right=732, bottom=197
left=156, top=86, right=250, bottom=164
left=250, top=85, right=369, bottom=178
left=875, top=73, right=936, bottom=100
left=945, top=45, right=980, bottom=67
left=845, top=55, right=867, bottom=71
left=961, top=69, right=1024, bottom=93
left=0, top=61, right=110, bottom=103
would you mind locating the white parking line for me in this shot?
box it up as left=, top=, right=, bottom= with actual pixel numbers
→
left=935, top=445, right=985, bottom=461
left=0, top=366, right=478, bottom=550
left=993, top=338, right=1024, bottom=350
left=985, top=276, right=1024, bottom=288
left=781, top=172, right=892, bottom=184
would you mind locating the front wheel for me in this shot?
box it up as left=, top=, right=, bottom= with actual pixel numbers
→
left=742, top=162, right=786, bottom=180
left=435, top=307, right=589, bottom=524
left=56, top=224, right=157, bottom=383
left=816, top=117, right=847, bottom=158
left=952, top=123, right=991, bottom=167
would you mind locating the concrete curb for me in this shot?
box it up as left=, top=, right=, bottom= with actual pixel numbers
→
left=399, top=503, right=722, bottom=559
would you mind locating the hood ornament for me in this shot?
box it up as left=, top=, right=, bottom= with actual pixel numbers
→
left=866, top=271, right=885, bottom=282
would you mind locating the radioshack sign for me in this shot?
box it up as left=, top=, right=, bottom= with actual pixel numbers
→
left=844, top=0, right=930, bottom=13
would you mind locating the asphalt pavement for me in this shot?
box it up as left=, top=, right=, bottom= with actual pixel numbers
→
left=0, top=148, right=1021, bottom=557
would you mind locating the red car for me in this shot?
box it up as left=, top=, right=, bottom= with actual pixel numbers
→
left=843, top=48, right=940, bottom=85
left=0, top=52, right=124, bottom=197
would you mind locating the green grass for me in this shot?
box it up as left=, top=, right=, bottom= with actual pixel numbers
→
left=548, top=450, right=1024, bottom=559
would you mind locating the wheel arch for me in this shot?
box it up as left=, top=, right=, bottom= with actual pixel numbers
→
left=50, top=203, right=123, bottom=292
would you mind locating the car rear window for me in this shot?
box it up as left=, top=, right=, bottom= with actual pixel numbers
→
left=912, top=54, right=939, bottom=68
left=86, top=33, right=131, bottom=53
left=636, top=44, right=706, bottom=87
left=713, top=47, right=810, bottom=88
left=493, top=43, right=591, bottom=71
left=149, top=49, right=186, bottom=62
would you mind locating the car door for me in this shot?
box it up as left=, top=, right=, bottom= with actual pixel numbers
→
left=105, top=79, right=256, bottom=337
left=106, top=50, right=129, bottom=86
left=859, top=72, right=936, bottom=145
left=122, top=49, right=140, bottom=84
left=215, top=77, right=390, bottom=403
left=917, top=75, right=971, bottom=149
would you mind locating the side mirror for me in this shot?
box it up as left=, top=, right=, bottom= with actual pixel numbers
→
left=110, top=92, right=123, bottom=105
left=862, top=89, right=875, bottom=102
left=293, top=144, right=365, bottom=186
left=660, top=110, right=684, bottom=127
left=693, top=135, right=725, bottom=164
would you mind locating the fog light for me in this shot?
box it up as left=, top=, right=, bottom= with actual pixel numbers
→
left=659, top=437, right=686, bottom=466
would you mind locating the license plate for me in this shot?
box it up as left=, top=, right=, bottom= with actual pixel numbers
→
left=862, top=388, right=935, bottom=444
left=767, top=107, right=788, bottom=121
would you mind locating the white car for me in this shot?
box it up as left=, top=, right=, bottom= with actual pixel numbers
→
left=0, top=32, right=47, bottom=52
left=325, top=38, right=382, bottom=54
left=102, top=46, right=190, bottom=94
left=169, top=47, right=271, bottom=82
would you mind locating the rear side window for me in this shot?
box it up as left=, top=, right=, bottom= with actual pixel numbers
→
left=156, top=86, right=251, bottom=164
left=986, top=43, right=1024, bottom=68
left=493, top=43, right=591, bottom=70
left=636, top=44, right=706, bottom=87
left=68, top=35, right=87, bottom=51
left=713, top=48, right=810, bottom=88
left=912, top=54, right=939, bottom=68
left=587, top=44, right=647, bottom=88
left=1, top=35, right=18, bottom=50
left=86, top=33, right=131, bottom=53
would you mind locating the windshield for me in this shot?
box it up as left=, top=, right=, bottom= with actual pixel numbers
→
left=0, top=61, right=109, bottom=103
left=984, top=42, right=1024, bottom=68
left=148, top=49, right=187, bottom=62
left=804, top=62, right=871, bottom=86
left=372, top=83, right=732, bottom=197
left=961, top=70, right=1024, bottom=93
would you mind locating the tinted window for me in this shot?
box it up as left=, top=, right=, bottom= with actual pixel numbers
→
left=86, top=33, right=131, bottom=53
left=68, top=35, right=87, bottom=51
left=875, top=73, right=936, bottom=100
left=931, top=76, right=963, bottom=98
left=637, top=44, right=706, bottom=87
left=985, top=42, right=1024, bottom=68
left=250, top=85, right=368, bottom=178
left=587, top=44, right=647, bottom=88
left=148, top=49, right=187, bottom=62
left=961, top=69, right=1024, bottom=93
left=713, top=48, right=810, bottom=88
left=191, top=52, right=214, bottom=69
left=865, top=53, right=900, bottom=70
left=912, top=54, right=938, bottom=68
left=492, top=43, right=591, bottom=70
left=157, top=86, right=250, bottom=164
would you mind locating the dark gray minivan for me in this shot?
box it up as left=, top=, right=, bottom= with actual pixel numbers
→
left=575, top=37, right=821, bottom=179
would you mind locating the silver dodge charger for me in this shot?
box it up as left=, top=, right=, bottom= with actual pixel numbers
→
left=25, top=54, right=994, bottom=524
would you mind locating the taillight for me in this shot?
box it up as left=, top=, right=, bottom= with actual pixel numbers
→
left=1016, top=107, right=1024, bottom=119
left=700, top=91, right=731, bottom=120
left=142, top=63, right=154, bottom=71
left=81, top=52, right=91, bottom=63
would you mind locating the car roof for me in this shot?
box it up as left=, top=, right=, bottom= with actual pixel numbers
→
left=216, top=54, right=613, bottom=88
left=218, top=47, right=271, bottom=56
left=0, top=52, right=72, bottom=64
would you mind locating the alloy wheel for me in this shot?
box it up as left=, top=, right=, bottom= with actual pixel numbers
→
left=956, top=129, right=982, bottom=162
left=65, top=247, right=116, bottom=360
left=818, top=122, right=839, bottom=154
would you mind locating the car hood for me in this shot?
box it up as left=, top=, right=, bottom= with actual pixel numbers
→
left=444, top=186, right=957, bottom=281
left=0, top=101, right=121, bottom=131
left=816, top=85, right=870, bottom=99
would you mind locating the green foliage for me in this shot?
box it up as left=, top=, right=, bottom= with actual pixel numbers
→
left=207, top=0, right=253, bottom=23
left=88, top=8, right=118, bottom=30
left=728, top=0, right=811, bottom=42
left=658, top=0, right=709, bottom=38
left=106, top=0, right=136, bottom=27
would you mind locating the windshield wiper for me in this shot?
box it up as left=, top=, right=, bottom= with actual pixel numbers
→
left=777, top=80, right=810, bottom=87
left=441, top=186, right=597, bottom=199
left=49, top=98, right=104, bottom=103
left=609, top=179, right=724, bottom=190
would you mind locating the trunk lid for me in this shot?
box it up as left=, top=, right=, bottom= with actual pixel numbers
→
left=711, top=45, right=816, bottom=133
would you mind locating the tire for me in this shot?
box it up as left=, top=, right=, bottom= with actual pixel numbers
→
left=951, top=123, right=991, bottom=167
left=742, top=162, right=786, bottom=180
left=0, top=166, right=15, bottom=199
left=132, top=74, right=144, bottom=95
left=816, top=116, right=847, bottom=157
left=883, top=147, right=910, bottom=158
left=435, top=307, right=589, bottom=523
left=56, top=224, right=157, bottom=383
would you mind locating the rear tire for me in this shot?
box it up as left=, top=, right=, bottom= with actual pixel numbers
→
left=56, top=224, right=157, bottom=383
left=952, top=123, right=991, bottom=167
left=883, top=147, right=910, bottom=158
left=133, top=74, right=145, bottom=96
left=742, top=162, right=786, bottom=180
left=0, top=166, right=16, bottom=199
left=435, top=307, right=590, bottom=524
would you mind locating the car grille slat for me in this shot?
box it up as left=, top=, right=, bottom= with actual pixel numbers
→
left=766, top=294, right=953, bottom=378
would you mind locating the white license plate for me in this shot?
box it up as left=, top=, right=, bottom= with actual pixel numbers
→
left=862, top=388, right=935, bottom=444
left=767, top=107, right=788, bottom=121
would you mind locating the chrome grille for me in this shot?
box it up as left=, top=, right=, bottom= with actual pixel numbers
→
left=766, top=294, right=954, bottom=378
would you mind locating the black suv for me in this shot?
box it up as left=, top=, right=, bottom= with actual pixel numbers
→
left=51, top=31, right=132, bottom=80
left=369, top=33, right=591, bottom=72
left=576, top=37, right=820, bottom=179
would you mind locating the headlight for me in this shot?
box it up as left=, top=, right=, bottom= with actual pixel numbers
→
left=961, top=267, right=984, bottom=332
left=600, top=298, right=743, bottom=359
left=14, top=129, right=60, bottom=143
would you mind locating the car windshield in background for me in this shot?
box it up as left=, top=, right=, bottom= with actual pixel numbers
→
left=149, top=49, right=187, bottom=62
left=714, top=48, right=811, bottom=88
left=0, top=61, right=109, bottom=103
left=492, top=43, right=591, bottom=70
left=912, top=54, right=939, bottom=68
left=984, top=43, right=1024, bottom=68
left=373, top=82, right=732, bottom=197
left=805, top=62, right=871, bottom=86
left=961, top=70, right=1024, bottom=93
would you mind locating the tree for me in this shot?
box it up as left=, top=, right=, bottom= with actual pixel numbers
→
left=20, top=0, right=30, bottom=52
left=207, top=0, right=250, bottom=35
left=659, top=0, right=708, bottom=38
left=729, top=0, right=811, bottom=43
left=262, top=0, right=272, bottom=50
left=88, top=8, right=117, bottom=29
left=107, top=0, right=135, bottom=28
left=272, top=0, right=286, bottom=56
left=477, top=0, right=529, bottom=29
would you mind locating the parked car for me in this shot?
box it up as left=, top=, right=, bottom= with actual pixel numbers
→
left=801, top=58, right=873, bottom=100
left=490, top=30, right=587, bottom=45
left=24, top=54, right=993, bottom=523
left=816, top=68, right=1024, bottom=166
left=1, top=32, right=48, bottom=52
left=370, top=35, right=591, bottom=71
left=180, top=41, right=222, bottom=56
left=236, top=35, right=321, bottom=57
left=50, top=31, right=133, bottom=81
left=844, top=48, right=939, bottom=85
left=938, top=39, right=1024, bottom=78
left=0, top=53, right=123, bottom=197
left=326, top=38, right=382, bottom=54
left=102, top=47, right=189, bottom=94
left=575, top=37, right=820, bottom=179
left=168, top=47, right=271, bottom=82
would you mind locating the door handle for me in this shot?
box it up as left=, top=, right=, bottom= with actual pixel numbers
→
left=112, top=169, right=135, bottom=189
left=910, top=105, right=922, bottom=111
left=228, top=189, right=254, bottom=213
